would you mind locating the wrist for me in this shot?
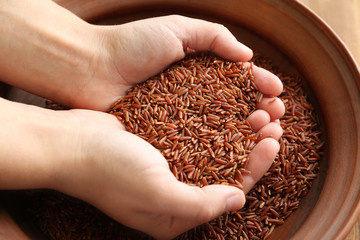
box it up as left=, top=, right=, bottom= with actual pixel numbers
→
left=0, top=98, right=81, bottom=190
left=0, top=0, right=102, bottom=109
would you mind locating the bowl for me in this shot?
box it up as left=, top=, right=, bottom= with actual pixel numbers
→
left=0, top=0, right=359, bottom=239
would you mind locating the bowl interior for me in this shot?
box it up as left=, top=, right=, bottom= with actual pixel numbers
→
left=1, top=0, right=360, bottom=239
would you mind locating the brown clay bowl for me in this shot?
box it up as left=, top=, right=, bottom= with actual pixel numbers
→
left=0, top=0, right=359, bottom=239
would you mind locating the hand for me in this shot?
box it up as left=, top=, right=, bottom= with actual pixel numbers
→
left=0, top=94, right=282, bottom=239
left=75, top=15, right=284, bottom=111
left=50, top=69, right=284, bottom=240
left=1, top=1, right=283, bottom=112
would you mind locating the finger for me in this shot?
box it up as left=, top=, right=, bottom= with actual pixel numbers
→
left=246, top=109, right=271, bottom=132
left=252, top=65, right=283, bottom=96
left=242, top=138, right=279, bottom=193
left=256, top=122, right=283, bottom=142
left=168, top=16, right=253, bottom=62
left=257, top=97, right=285, bottom=121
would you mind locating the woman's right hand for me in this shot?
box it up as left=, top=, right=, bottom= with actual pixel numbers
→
left=49, top=101, right=283, bottom=240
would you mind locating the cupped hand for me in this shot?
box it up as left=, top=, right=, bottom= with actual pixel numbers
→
left=74, top=15, right=283, bottom=112
left=52, top=77, right=283, bottom=240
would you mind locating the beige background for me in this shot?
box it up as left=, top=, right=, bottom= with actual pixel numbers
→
left=299, top=0, right=360, bottom=65
left=298, top=0, right=360, bottom=239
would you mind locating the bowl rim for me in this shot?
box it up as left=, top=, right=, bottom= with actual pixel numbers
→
left=288, top=1, right=360, bottom=239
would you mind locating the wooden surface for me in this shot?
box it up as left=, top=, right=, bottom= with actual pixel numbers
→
left=298, top=1, right=360, bottom=239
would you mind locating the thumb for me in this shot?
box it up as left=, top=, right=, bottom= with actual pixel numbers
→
left=154, top=181, right=246, bottom=238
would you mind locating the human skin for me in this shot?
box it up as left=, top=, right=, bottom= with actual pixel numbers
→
left=0, top=0, right=284, bottom=239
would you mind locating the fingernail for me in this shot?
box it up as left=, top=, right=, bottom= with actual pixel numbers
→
left=225, top=194, right=243, bottom=211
